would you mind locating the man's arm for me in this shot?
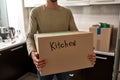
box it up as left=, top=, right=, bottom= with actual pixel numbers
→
left=68, top=10, right=78, bottom=31
left=26, top=8, right=38, bottom=55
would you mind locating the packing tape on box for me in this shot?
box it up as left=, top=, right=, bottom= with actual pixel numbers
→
left=97, top=27, right=101, bottom=35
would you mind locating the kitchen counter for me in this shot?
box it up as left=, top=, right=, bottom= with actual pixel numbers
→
left=94, top=50, right=114, bottom=56
left=0, top=42, right=115, bottom=56
left=0, top=36, right=26, bottom=51
left=0, top=37, right=115, bottom=56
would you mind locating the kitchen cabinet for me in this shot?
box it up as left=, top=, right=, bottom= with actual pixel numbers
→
left=24, top=0, right=120, bottom=7
left=23, top=0, right=89, bottom=7
left=116, top=0, right=120, bottom=3
left=0, top=42, right=36, bottom=80
left=24, top=0, right=46, bottom=7
left=58, top=0, right=89, bottom=6
left=90, top=0, right=114, bottom=4
left=90, top=0, right=120, bottom=5
left=69, top=53, right=114, bottom=80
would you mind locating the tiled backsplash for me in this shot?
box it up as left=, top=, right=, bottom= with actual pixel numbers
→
left=66, top=5, right=120, bottom=50
left=67, top=5, right=120, bottom=30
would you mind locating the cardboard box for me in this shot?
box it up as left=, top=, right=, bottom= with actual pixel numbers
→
left=34, top=31, right=93, bottom=76
left=89, top=25, right=112, bottom=52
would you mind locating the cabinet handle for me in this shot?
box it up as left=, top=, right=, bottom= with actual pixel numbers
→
left=0, top=53, right=2, bottom=56
left=96, top=56, right=107, bottom=60
left=69, top=74, right=74, bottom=77
left=10, top=46, right=23, bottom=51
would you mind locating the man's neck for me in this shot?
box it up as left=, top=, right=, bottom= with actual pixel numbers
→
left=45, top=1, right=58, bottom=9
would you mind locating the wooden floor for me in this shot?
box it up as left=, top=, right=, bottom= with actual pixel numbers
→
left=17, top=72, right=38, bottom=80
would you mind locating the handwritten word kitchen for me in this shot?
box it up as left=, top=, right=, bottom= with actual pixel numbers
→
left=49, top=40, right=76, bottom=51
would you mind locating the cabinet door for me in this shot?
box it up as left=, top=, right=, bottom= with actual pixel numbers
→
left=90, top=0, right=120, bottom=5
left=24, top=0, right=46, bottom=7
left=69, top=54, right=114, bottom=80
left=58, top=0, right=89, bottom=6
left=115, top=0, right=120, bottom=2
left=0, top=43, right=36, bottom=80
left=90, top=0, right=114, bottom=2
left=0, top=49, right=12, bottom=80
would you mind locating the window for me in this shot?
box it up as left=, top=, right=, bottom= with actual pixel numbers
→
left=0, top=0, right=9, bottom=27
left=0, top=0, right=26, bottom=45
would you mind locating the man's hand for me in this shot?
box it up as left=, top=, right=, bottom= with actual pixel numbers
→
left=31, top=51, right=46, bottom=72
left=88, top=53, right=96, bottom=65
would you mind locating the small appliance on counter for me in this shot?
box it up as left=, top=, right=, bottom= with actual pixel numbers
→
left=0, top=27, right=15, bottom=42
left=9, top=27, right=15, bottom=39
left=0, top=27, right=9, bottom=40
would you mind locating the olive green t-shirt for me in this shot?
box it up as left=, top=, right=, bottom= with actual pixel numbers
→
left=26, top=5, right=78, bottom=54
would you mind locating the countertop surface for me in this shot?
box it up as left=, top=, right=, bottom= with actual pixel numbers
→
left=0, top=36, right=26, bottom=51
left=0, top=37, right=115, bottom=56
left=94, top=50, right=114, bottom=56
